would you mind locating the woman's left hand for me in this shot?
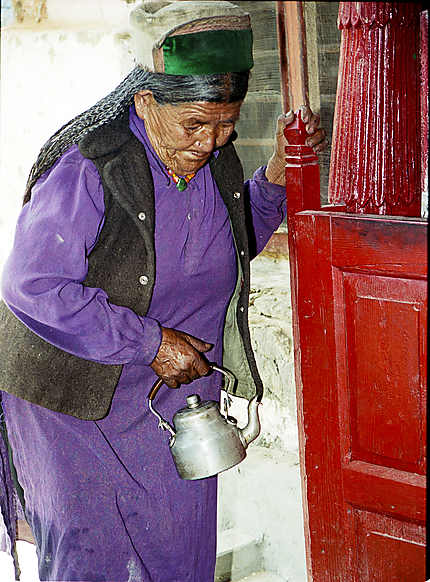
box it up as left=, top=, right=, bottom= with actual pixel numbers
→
left=265, top=105, right=328, bottom=186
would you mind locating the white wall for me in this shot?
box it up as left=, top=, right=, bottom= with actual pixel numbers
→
left=0, top=2, right=306, bottom=580
left=0, top=0, right=138, bottom=270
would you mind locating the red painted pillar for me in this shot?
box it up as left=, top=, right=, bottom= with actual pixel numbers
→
left=419, top=10, right=428, bottom=218
left=328, top=2, right=423, bottom=216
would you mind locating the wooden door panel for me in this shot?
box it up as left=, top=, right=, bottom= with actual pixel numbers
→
left=335, top=270, right=427, bottom=474
left=354, top=509, right=426, bottom=582
left=330, top=216, right=428, bottom=277
left=293, top=211, right=427, bottom=580
left=343, top=461, right=425, bottom=521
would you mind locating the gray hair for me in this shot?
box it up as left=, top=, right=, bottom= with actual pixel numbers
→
left=24, top=66, right=250, bottom=203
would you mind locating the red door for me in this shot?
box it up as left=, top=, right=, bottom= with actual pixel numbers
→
left=280, top=3, right=427, bottom=580
left=290, top=204, right=427, bottom=581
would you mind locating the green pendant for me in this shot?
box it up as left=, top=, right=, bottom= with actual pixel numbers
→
left=176, top=178, right=188, bottom=191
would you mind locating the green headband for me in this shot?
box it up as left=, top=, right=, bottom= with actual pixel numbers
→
left=162, top=29, right=253, bottom=75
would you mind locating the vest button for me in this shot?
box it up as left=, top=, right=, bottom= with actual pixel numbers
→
left=233, top=191, right=241, bottom=199
left=239, top=306, right=245, bottom=313
left=240, top=250, right=245, bottom=256
left=139, top=275, right=149, bottom=286
left=138, top=212, right=146, bottom=221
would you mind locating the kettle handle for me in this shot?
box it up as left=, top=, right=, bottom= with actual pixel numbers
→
left=148, top=364, right=236, bottom=434
left=211, top=364, right=236, bottom=394
left=147, top=378, right=176, bottom=437
left=148, top=364, right=235, bottom=401
left=148, top=377, right=166, bottom=401
left=211, top=364, right=236, bottom=420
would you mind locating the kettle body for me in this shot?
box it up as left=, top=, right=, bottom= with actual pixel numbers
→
left=148, top=365, right=261, bottom=480
left=170, top=394, right=247, bottom=480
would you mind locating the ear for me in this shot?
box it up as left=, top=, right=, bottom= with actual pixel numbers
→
left=134, top=90, right=155, bottom=119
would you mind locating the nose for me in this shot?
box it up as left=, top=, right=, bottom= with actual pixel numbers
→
left=195, top=128, right=217, bottom=152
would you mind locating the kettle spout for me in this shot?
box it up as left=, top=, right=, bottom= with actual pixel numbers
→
left=239, top=396, right=261, bottom=448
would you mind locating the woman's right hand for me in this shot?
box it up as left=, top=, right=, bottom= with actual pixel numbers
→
left=150, top=326, right=212, bottom=388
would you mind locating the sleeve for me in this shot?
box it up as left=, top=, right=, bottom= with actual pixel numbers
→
left=244, top=165, right=287, bottom=256
left=1, top=145, right=161, bottom=366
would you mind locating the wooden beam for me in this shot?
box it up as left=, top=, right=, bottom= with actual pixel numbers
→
left=275, top=1, right=290, bottom=113
left=276, top=1, right=309, bottom=112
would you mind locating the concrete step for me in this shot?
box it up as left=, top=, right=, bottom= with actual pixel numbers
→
left=215, top=527, right=264, bottom=582
left=233, top=574, right=285, bottom=582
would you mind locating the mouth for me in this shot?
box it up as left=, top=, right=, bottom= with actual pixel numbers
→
left=170, top=151, right=211, bottom=175
left=186, top=151, right=210, bottom=160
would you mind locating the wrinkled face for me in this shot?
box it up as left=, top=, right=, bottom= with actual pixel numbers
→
left=134, top=91, right=242, bottom=176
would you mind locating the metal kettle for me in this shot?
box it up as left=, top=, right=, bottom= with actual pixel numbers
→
left=148, top=365, right=261, bottom=480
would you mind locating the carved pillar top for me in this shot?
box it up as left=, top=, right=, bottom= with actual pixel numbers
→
left=284, top=110, right=320, bottom=218
left=328, top=2, right=423, bottom=216
left=338, top=2, right=420, bottom=29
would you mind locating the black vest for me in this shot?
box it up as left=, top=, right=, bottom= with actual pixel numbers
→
left=0, top=114, right=262, bottom=419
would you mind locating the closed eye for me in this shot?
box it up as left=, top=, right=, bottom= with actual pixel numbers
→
left=183, top=119, right=202, bottom=132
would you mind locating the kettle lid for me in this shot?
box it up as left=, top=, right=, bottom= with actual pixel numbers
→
left=175, top=393, right=215, bottom=415
left=173, top=394, right=219, bottom=424
left=185, top=394, right=201, bottom=409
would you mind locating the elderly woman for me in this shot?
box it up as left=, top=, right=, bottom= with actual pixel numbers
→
left=0, top=2, right=326, bottom=581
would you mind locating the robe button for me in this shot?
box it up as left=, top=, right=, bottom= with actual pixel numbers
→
left=139, top=275, right=149, bottom=286
left=138, top=212, right=146, bottom=221
left=233, top=191, right=241, bottom=199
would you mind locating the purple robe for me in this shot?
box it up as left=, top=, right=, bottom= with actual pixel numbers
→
left=0, top=105, right=285, bottom=581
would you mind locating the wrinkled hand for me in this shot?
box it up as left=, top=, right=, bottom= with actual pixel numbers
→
left=150, top=326, right=212, bottom=388
left=266, top=105, right=328, bottom=185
